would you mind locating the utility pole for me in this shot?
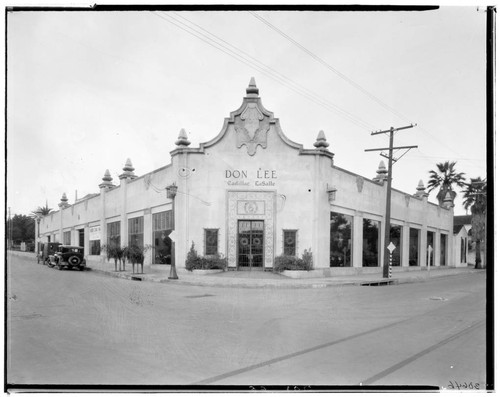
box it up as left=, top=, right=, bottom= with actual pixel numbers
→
left=365, top=124, right=417, bottom=278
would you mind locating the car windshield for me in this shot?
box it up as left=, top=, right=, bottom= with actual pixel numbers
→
left=62, top=247, right=82, bottom=254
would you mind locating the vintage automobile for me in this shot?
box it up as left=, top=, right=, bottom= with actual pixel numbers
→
left=39, top=242, right=62, bottom=264
left=44, top=244, right=86, bottom=271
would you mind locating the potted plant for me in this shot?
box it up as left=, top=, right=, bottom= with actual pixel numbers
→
left=102, top=244, right=125, bottom=272
left=124, top=244, right=152, bottom=274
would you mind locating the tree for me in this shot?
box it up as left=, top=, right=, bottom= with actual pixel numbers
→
left=30, top=203, right=53, bottom=247
left=124, top=244, right=152, bottom=274
left=462, top=177, right=487, bottom=269
left=427, top=161, right=466, bottom=206
left=101, top=244, right=125, bottom=272
left=7, top=214, right=35, bottom=244
left=30, top=202, right=53, bottom=218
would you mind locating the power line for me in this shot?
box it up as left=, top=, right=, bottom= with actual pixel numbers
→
left=249, top=11, right=488, bottom=169
left=158, top=11, right=374, bottom=130
left=249, top=11, right=414, bottom=125
left=152, top=11, right=375, bottom=131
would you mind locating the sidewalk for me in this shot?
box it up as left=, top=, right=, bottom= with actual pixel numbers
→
left=85, top=258, right=483, bottom=289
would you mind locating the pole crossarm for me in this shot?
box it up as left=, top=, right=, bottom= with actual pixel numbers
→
left=386, top=146, right=419, bottom=163
left=371, top=123, right=417, bottom=135
left=365, top=145, right=418, bottom=152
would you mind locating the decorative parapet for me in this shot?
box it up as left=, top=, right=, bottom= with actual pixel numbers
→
left=414, top=179, right=428, bottom=199
left=373, top=161, right=387, bottom=184
left=119, top=158, right=137, bottom=180
left=58, top=193, right=70, bottom=209
left=99, top=169, right=115, bottom=189
left=170, top=78, right=334, bottom=160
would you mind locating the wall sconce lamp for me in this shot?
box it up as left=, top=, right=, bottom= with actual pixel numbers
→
left=327, top=184, right=337, bottom=202
left=166, top=183, right=178, bottom=199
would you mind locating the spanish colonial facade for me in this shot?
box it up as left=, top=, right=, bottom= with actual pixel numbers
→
left=37, top=79, right=456, bottom=274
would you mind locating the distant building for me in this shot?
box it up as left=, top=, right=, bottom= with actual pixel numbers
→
left=37, top=79, right=456, bottom=273
left=453, top=222, right=469, bottom=267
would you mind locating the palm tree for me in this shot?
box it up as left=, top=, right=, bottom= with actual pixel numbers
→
left=30, top=202, right=53, bottom=218
left=427, top=161, right=466, bottom=206
left=462, top=177, right=487, bottom=269
left=30, top=202, right=53, bottom=261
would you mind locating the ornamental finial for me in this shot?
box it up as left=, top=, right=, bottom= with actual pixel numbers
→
left=99, top=169, right=114, bottom=189
left=175, top=128, right=191, bottom=147
left=119, top=159, right=137, bottom=180
left=313, top=130, right=330, bottom=149
left=246, top=77, right=259, bottom=97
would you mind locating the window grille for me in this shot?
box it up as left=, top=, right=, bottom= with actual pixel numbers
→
left=283, top=230, right=297, bottom=256
left=153, top=211, right=173, bottom=231
left=204, top=229, right=219, bottom=255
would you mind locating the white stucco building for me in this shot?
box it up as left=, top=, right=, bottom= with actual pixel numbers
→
left=37, top=79, right=455, bottom=274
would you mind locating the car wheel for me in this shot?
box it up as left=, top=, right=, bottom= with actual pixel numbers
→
left=68, top=255, right=82, bottom=266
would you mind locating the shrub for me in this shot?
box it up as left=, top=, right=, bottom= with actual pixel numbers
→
left=273, top=255, right=301, bottom=272
left=301, top=248, right=314, bottom=271
left=273, top=249, right=313, bottom=272
left=200, top=254, right=228, bottom=270
left=185, top=242, right=227, bottom=271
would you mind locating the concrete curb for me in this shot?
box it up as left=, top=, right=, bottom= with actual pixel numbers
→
left=11, top=251, right=481, bottom=289
left=86, top=266, right=484, bottom=289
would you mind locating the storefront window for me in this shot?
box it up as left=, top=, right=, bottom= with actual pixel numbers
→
left=427, top=231, right=435, bottom=266
left=63, top=231, right=71, bottom=245
left=205, top=229, right=219, bottom=255
left=128, top=216, right=144, bottom=248
left=330, top=212, right=352, bottom=267
left=440, top=234, right=447, bottom=266
left=90, top=240, right=101, bottom=255
left=153, top=211, right=172, bottom=264
left=107, top=221, right=120, bottom=247
left=389, top=224, right=402, bottom=266
left=409, top=228, right=420, bottom=266
left=363, top=219, right=380, bottom=267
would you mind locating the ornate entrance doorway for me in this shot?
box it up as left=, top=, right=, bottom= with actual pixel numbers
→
left=227, top=191, right=275, bottom=269
left=238, top=220, right=264, bottom=269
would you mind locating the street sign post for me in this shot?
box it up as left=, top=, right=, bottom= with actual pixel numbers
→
left=387, top=242, right=396, bottom=279
left=427, top=245, right=433, bottom=276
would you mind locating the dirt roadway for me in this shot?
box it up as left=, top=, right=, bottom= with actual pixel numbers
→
left=6, top=255, right=487, bottom=389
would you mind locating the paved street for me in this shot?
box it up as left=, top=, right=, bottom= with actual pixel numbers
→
left=7, top=254, right=486, bottom=389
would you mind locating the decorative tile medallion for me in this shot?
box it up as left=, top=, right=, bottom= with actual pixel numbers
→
left=237, top=200, right=265, bottom=215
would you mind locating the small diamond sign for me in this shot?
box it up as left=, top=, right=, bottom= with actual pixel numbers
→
left=387, top=242, right=396, bottom=253
left=427, top=245, right=433, bottom=253
left=168, top=230, right=178, bottom=243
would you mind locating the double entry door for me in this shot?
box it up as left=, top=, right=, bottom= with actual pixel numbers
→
left=237, top=220, right=264, bottom=269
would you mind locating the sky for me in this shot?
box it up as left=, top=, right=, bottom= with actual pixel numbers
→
left=6, top=6, right=488, bottom=217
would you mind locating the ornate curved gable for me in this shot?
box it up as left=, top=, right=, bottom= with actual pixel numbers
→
left=200, top=78, right=304, bottom=155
